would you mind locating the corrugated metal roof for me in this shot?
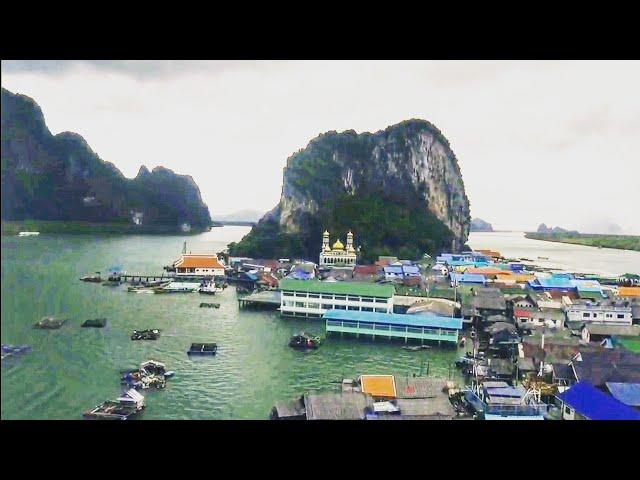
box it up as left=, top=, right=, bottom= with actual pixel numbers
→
left=605, top=382, right=640, bottom=407
left=324, top=309, right=463, bottom=329
left=280, top=279, right=394, bottom=298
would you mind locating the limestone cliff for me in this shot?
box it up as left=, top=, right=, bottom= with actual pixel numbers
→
left=229, top=119, right=471, bottom=261
left=1, top=87, right=211, bottom=230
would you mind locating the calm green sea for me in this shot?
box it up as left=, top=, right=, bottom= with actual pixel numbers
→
left=1, top=227, right=461, bottom=420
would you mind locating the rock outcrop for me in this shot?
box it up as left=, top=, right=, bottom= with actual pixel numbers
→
left=1, top=88, right=211, bottom=230
left=470, top=218, right=494, bottom=232
left=229, top=119, right=470, bottom=261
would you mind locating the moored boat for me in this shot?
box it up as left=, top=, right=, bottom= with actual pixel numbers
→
left=82, top=318, right=107, bottom=328
left=80, top=272, right=102, bottom=283
left=131, top=329, right=161, bottom=341
left=289, top=332, right=321, bottom=349
left=18, top=231, right=40, bottom=236
left=34, top=316, right=66, bottom=329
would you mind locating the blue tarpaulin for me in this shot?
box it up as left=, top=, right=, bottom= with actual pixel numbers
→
left=557, top=381, right=640, bottom=420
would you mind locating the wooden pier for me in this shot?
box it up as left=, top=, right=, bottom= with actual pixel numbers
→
left=119, top=274, right=173, bottom=284
left=238, top=290, right=281, bottom=309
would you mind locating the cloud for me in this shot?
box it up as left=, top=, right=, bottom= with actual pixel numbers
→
left=1, top=60, right=260, bottom=79
left=1, top=60, right=639, bottom=234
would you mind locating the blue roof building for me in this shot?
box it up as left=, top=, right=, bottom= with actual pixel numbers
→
left=451, top=273, right=486, bottom=285
left=324, top=310, right=462, bottom=344
left=556, top=381, right=640, bottom=420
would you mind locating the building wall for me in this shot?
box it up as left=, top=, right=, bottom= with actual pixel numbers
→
left=176, top=267, right=225, bottom=277
left=566, top=307, right=632, bottom=326
left=280, top=290, right=393, bottom=317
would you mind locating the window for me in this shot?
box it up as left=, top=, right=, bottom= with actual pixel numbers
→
left=308, top=303, right=320, bottom=309
left=335, top=305, right=346, bottom=310
left=618, top=314, right=625, bottom=319
left=309, top=294, right=320, bottom=298
left=362, top=307, right=373, bottom=312
left=582, top=313, right=590, bottom=318
left=564, top=406, right=571, bottom=415
left=606, top=314, right=612, bottom=318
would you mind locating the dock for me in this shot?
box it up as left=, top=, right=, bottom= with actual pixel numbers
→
left=238, top=290, right=281, bottom=309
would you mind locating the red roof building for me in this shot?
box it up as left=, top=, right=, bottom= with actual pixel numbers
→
left=173, top=254, right=225, bottom=277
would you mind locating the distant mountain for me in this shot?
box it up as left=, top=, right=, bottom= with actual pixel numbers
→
left=536, top=223, right=579, bottom=235
left=470, top=218, right=494, bottom=232
left=1, top=88, right=211, bottom=231
left=213, top=209, right=265, bottom=223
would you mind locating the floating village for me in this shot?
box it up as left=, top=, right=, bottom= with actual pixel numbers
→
left=5, top=229, right=640, bottom=420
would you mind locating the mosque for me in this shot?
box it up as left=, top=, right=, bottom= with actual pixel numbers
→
left=319, top=230, right=357, bottom=267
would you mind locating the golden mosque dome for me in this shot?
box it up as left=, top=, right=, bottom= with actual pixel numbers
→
left=332, top=239, right=344, bottom=250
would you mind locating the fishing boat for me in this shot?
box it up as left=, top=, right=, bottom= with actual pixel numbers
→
left=33, top=316, right=66, bottom=329
left=187, top=343, right=218, bottom=355
left=121, top=360, right=171, bottom=389
left=538, top=256, right=550, bottom=260
left=131, top=329, right=161, bottom=341
left=127, top=285, right=154, bottom=293
left=83, top=389, right=145, bottom=420
left=198, top=283, right=219, bottom=295
left=289, top=332, right=321, bottom=349
left=1, top=344, right=32, bottom=360
left=154, top=281, right=200, bottom=294
left=18, top=231, right=40, bottom=236
left=80, top=272, right=102, bottom=283
left=82, top=318, right=107, bottom=328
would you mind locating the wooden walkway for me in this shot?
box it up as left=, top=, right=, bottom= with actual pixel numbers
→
left=238, top=290, right=281, bottom=309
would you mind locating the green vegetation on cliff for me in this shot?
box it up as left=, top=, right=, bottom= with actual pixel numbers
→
left=228, top=192, right=454, bottom=262
left=1, top=88, right=211, bottom=232
left=525, top=232, right=640, bottom=251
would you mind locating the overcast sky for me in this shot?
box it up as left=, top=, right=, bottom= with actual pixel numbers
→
left=2, top=60, right=639, bottom=234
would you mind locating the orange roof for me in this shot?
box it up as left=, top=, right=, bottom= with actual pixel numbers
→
left=466, top=267, right=508, bottom=275
left=496, top=273, right=535, bottom=283
left=618, top=286, right=640, bottom=297
left=360, top=375, right=397, bottom=398
left=174, top=255, right=225, bottom=269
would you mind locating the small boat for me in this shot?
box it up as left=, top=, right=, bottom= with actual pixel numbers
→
left=83, top=389, right=145, bottom=420
left=402, top=345, right=430, bottom=351
left=18, top=231, right=40, bottom=237
left=82, top=318, right=107, bottom=328
left=198, top=284, right=218, bottom=295
left=164, top=371, right=176, bottom=378
left=127, top=286, right=154, bottom=293
left=1, top=344, right=32, bottom=360
left=538, top=256, right=550, bottom=260
left=131, top=329, right=161, bottom=341
left=34, top=316, right=66, bottom=329
left=121, top=360, right=171, bottom=389
left=80, top=273, right=102, bottom=283
left=289, top=332, right=321, bottom=349
left=199, top=302, right=220, bottom=308
left=155, top=281, right=200, bottom=294
left=187, top=343, right=218, bottom=355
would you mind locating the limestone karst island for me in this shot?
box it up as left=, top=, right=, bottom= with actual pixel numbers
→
left=2, top=66, right=640, bottom=423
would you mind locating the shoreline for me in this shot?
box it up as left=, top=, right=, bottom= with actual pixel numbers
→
left=1, top=220, right=210, bottom=236
left=523, top=232, right=640, bottom=252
